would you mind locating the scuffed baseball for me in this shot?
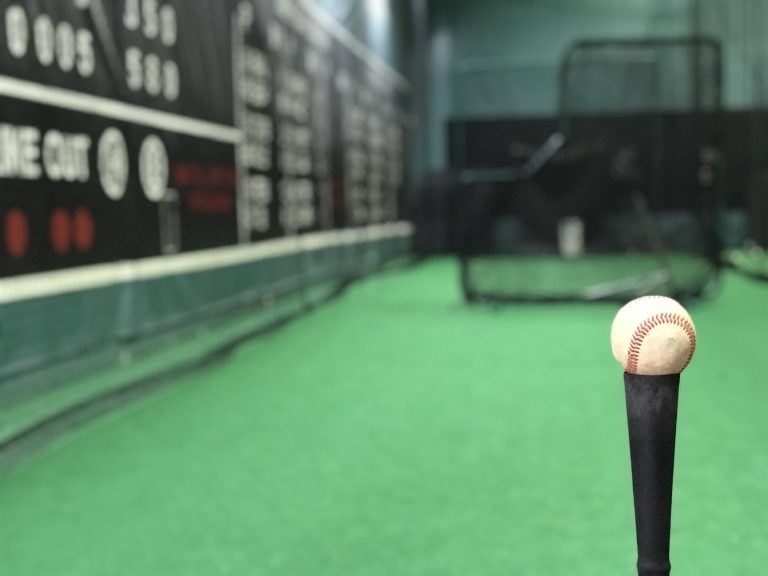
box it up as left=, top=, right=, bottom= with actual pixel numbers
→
left=611, top=296, right=697, bottom=375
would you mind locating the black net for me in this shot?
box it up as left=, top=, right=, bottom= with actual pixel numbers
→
left=457, top=37, right=723, bottom=302
left=560, top=38, right=721, bottom=120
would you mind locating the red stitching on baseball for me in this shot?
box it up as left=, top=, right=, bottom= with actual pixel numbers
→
left=626, top=312, right=696, bottom=374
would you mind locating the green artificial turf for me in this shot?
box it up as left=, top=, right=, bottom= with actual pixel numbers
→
left=0, top=259, right=766, bottom=575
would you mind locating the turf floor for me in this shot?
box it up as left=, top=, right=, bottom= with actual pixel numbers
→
left=0, top=259, right=766, bottom=575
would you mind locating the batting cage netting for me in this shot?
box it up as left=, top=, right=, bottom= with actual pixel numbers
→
left=453, top=37, right=723, bottom=303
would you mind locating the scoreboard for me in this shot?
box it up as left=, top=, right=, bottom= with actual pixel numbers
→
left=0, top=0, right=408, bottom=277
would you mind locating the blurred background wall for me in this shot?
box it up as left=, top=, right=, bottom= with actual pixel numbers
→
left=427, top=0, right=693, bottom=171
left=418, top=0, right=768, bottom=247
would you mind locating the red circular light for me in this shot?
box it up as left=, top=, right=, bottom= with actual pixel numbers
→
left=4, top=209, right=29, bottom=259
left=73, top=207, right=94, bottom=252
left=50, top=208, right=71, bottom=254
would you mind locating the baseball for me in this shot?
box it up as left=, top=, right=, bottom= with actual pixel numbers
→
left=611, top=296, right=697, bottom=375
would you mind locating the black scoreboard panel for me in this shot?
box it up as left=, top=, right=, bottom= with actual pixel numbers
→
left=0, top=0, right=408, bottom=277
